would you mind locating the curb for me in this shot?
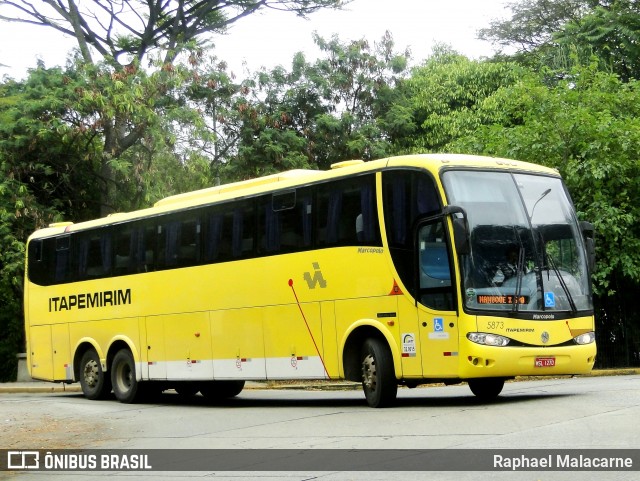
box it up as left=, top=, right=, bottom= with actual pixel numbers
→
left=1, top=369, right=638, bottom=394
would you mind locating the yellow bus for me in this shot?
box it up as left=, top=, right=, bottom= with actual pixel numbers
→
left=24, top=154, right=597, bottom=407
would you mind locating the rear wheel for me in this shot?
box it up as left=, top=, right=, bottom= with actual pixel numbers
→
left=361, top=338, right=397, bottom=408
left=111, top=349, right=143, bottom=403
left=468, top=378, right=505, bottom=400
left=79, top=348, right=111, bottom=400
left=199, top=381, right=245, bottom=400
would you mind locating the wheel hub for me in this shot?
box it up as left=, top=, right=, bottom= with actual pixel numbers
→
left=362, top=354, right=377, bottom=390
left=83, top=360, right=99, bottom=388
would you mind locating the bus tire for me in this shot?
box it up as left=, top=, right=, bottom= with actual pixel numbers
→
left=361, top=338, right=397, bottom=408
left=111, top=349, right=143, bottom=403
left=468, top=378, right=505, bottom=400
left=79, top=348, right=111, bottom=400
left=199, top=380, right=245, bottom=400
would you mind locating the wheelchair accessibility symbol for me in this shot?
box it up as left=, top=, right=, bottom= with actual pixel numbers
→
left=544, top=292, right=556, bottom=308
left=433, top=317, right=444, bottom=332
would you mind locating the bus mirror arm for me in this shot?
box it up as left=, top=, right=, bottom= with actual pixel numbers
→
left=580, top=221, right=596, bottom=273
left=443, top=205, right=470, bottom=256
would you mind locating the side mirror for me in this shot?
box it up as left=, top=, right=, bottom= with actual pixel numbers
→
left=443, top=205, right=470, bottom=256
left=580, top=221, right=596, bottom=273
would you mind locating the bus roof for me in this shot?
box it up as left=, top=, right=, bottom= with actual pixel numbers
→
left=31, top=154, right=558, bottom=238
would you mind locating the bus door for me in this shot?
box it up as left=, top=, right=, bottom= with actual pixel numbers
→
left=416, top=220, right=459, bottom=377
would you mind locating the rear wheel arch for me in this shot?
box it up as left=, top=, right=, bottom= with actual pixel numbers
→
left=73, top=341, right=104, bottom=381
left=106, top=339, right=140, bottom=380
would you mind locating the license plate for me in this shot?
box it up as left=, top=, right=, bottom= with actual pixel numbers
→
left=535, top=357, right=556, bottom=367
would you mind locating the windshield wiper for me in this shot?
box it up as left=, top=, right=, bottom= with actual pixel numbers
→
left=545, top=254, right=578, bottom=313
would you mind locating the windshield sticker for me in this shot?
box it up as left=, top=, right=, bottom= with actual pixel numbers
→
left=466, top=288, right=476, bottom=302
left=544, top=292, right=556, bottom=308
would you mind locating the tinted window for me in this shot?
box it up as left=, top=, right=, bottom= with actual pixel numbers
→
left=27, top=173, right=382, bottom=286
left=382, top=170, right=441, bottom=296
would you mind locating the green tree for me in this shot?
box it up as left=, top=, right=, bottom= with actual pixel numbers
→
left=307, top=31, right=411, bottom=166
left=0, top=0, right=345, bottom=214
left=555, top=1, right=640, bottom=80
left=399, top=47, right=524, bottom=152
left=0, top=75, right=80, bottom=381
left=479, top=0, right=588, bottom=53
left=0, top=61, right=211, bottom=380
left=480, top=0, right=640, bottom=80
left=224, top=31, right=411, bottom=179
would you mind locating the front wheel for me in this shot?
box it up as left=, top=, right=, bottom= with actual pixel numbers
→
left=468, top=378, right=505, bottom=400
left=78, top=348, right=111, bottom=400
left=361, top=338, right=397, bottom=408
left=111, top=349, right=143, bottom=403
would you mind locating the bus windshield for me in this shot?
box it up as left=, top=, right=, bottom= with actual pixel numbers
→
left=442, top=170, right=593, bottom=314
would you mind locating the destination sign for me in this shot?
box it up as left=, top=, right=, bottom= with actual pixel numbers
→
left=477, top=295, right=529, bottom=305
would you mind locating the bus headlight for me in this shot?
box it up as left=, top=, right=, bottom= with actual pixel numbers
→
left=467, top=332, right=510, bottom=347
left=573, top=331, right=595, bottom=345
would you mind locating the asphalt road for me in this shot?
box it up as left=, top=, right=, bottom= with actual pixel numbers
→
left=1, top=375, right=639, bottom=480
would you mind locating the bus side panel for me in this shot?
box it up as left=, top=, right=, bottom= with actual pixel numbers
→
left=396, top=296, right=423, bottom=378
left=163, top=312, right=212, bottom=380
left=68, top=318, right=141, bottom=371
left=51, top=323, right=72, bottom=381
left=210, top=308, right=266, bottom=380
left=417, top=306, right=459, bottom=378
left=335, top=296, right=401, bottom=377
left=28, top=325, right=53, bottom=381
left=263, top=303, right=327, bottom=379
left=145, top=316, right=167, bottom=379
left=320, top=301, right=339, bottom=379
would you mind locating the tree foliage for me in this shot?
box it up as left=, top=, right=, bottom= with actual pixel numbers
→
left=0, top=0, right=345, bottom=214
left=480, top=0, right=640, bottom=80
left=0, top=0, right=345, bottom=65
left=398, top=47, right=524, bottom=152
left=220, top=31, right=411, bottom=179
left=0, top=76, right=80, bottom=381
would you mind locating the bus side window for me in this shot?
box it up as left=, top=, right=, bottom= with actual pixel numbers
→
left=115, top=229, right=132, bottom=275
left=177, top=218, right=201, bottom=266
left=205, top=212, right=225, bottom=262
left=262, top=189, right=309, bottom=253
left=262, top=197, right=282, bottom=253
left=382, top=170, right=441, bottom=297
left=317, top=175, right=379, bottom=247
left=158, top=217, right=201, bottom=268
left=80, top=233, right=112, bottom=278
left=54, top=235, right=71, bottom=282
left=27, top=240, right=45, bottom=285
left=232, top=201, right=255, bottom=258
left=142, top=225, right=156, bottom=272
